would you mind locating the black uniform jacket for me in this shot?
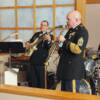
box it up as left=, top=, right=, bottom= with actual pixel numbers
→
left=57, top=24, right=89, bottom=80
left=29, top=31, right=51, bottom=66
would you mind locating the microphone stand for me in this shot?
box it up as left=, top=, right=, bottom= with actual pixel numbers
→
left=8, top=48, right=18, bottom=74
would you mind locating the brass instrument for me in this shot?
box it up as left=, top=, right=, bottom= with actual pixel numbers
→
left=45, top=27, right=66, bottom=68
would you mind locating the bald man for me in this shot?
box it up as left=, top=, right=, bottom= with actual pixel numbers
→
left=56, top=10, right=89, bottom=93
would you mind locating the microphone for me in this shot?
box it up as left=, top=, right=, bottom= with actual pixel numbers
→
left=47, top=25, right=67, bottom=34
left=55, top=25, right=67, bottom=29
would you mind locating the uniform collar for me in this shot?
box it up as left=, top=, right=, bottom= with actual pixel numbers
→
left=72, top=23, right=82, bottom=30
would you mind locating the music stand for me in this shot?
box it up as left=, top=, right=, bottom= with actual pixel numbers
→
left=0, top=42, right=25, bottom=53
left=0, top=42, right=25, bottom=69
left=0, top=42, right=26, bottom=85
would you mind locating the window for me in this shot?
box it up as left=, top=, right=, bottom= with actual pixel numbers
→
left=0, top=0, right=75, bottom=42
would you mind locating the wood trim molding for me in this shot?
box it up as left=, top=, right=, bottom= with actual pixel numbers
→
left=75, top=0, right=86, bottom=24
left=0, top=85, right=100, bottom=100
left=87, top=0, right=100, bottom=4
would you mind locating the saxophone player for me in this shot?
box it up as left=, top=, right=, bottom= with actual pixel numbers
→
left=56, top=10, right=89, bottom=93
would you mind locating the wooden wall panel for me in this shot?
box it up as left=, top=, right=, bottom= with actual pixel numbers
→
left=87, top=0, right=100, bottom=4
left=76, top=0, right=86, bottom=24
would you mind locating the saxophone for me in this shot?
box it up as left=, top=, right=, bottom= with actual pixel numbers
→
left=45, top=28, right=66, bottom=72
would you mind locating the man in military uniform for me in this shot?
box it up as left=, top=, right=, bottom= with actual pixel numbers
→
left=25, top=20, right=52, bottom=88
left=56, top=10, right=89, bottom=92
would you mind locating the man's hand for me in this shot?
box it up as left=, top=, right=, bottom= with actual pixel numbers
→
left=57, top=34, right=65, bottom=42
left=43, top=34, right=51, bottom=41
left=25, top=42, right=31, bottom=49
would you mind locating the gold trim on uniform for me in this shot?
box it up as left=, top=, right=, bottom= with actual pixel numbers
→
left=69, top=32, right=76, bottom=39
left=69, top=42, right=81, bottom=54
left=72, top=80, right=76, bottom=93
left=70, top=32, right=76, bottom=36
left=77, top=37, right=84, bottom=47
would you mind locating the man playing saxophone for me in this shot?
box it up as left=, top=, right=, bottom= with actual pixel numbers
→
left=56, top=10, right=89, bottom=93
left=25, top=20, right=52, bottom=88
